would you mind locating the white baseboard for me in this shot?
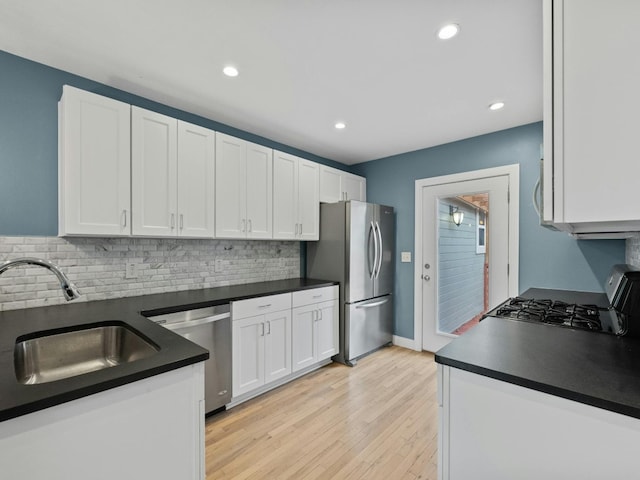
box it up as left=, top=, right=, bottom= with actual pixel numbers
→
left=392, top=335, right=419, bottom=351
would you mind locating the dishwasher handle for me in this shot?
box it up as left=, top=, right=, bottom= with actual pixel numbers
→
left=157, top=311, right=230, bottom=331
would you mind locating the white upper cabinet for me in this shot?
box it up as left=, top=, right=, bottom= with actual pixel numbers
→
left=215, top=133, right=272, bottom=239
left=132, top=107, right=215, bottom=238
left=273, top=151, right=319, bottom=240
left=319, top=165, right=366, bottom=203
left=177, top=121, right=216, bottom=237
left=59, top=85, right=131, bottom=236
left=543, top=0, right=640, bottom=235
left=131, top=107, right=178, bottom=236
left=343, top=172, right=366, bottom=202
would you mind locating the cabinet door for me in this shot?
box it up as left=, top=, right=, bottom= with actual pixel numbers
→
left=132, top=107, right=177, bottom=236
left=552, top=0, right=640, bottom=224
left=297, top=159, right=319, bottom=240
left=245, top=142, right=273, bottom=239
left=215, top=133, right=247, bottom=238
left=316, top=300, right=338, bottom=361
left=59, top=85, right=131, bottom=236
left=177, top=121, right=215, bottom=238
left=232, top=315, right=265, bottom=397
left=343, top=173, right=366, bottom=202
left=273, top=151, right=298, bottom=239
left=264, top=309, right=292, bottom=384
left=291, top=305, right=316, bottom=372
left=319, top=165, right=342, bottom=203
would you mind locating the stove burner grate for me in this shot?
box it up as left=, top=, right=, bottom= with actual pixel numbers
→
left=493, top=297, right=603, bottom=331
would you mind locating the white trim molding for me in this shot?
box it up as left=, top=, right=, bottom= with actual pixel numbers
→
left=392, top=335, right=417, bottom=351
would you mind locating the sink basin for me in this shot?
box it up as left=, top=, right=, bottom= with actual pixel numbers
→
left=14, top=323, right=159, bottom=385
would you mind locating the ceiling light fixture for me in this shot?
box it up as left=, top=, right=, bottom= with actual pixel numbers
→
left=489, top=102, right=505, bottom=111
left=335, top=122, right=346, bottom=130
left=437, top=24, right=460, bottom=40
left=223, top=66, right=239, bottom=77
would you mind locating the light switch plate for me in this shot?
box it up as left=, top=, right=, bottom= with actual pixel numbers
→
left=401, top=251, right=412, bottom=263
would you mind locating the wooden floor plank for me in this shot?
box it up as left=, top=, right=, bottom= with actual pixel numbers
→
left=205, top=346, right=438, bottom=480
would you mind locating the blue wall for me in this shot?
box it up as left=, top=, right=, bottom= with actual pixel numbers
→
left=352, top=123, right=625, bottom=339
left=0, top=50, right=348, bottom=236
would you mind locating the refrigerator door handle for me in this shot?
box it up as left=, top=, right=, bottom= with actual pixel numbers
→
left=374, top=221, right=383, bottom=278
left=369, top=221, right=377, bottom=279
left=355, top=297, right=390, bottom=309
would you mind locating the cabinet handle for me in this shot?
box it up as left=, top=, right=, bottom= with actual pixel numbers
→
left=258, top=303, right=272, bottom=309
left=319, top=309, right=323, bottom=320
left=299, top=223, right=302, bottom=236
left=170, top=213, right=175, bottom=229
left=266, top=321, right=271, bottom=335
left=312, top=310, right=317, bottom=321
left=294, top=223, right=298, bottom=235
left=312, top=294, right=322, bottom=299
left=121, top=210, right=127, bottom=228
left=179, top=213, right=184, bottom=230
left=248, top=219, right=252, bottom=232
left=260, top=322, right=265, bottom=336
left=241, top=219, right=246, bottom=232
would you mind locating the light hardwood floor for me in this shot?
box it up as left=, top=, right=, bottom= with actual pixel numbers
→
left=205, top=346, right=438, bottom=479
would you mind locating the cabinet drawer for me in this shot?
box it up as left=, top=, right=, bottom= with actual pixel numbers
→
left=232, top=293, right=292, bottom=320
left=292, top=286, right=338, bottom=308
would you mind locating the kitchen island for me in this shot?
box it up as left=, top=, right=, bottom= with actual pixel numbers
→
left=435, top=313, right=640, bottom=479
left=0, top=277, right=334, bottom=480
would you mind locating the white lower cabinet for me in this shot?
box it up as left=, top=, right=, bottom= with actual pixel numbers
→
left=438, top=365, right=640, bottom=479
left=232, top=293, right=292, bottom=397
left=0, top=364, right=205, bottom=480
left=292, top=286, right=339, bottom=372
left=231, top=286, right=338, bottom=404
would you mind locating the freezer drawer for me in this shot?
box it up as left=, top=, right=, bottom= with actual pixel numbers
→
left=344, top=295, right=393, bottom=363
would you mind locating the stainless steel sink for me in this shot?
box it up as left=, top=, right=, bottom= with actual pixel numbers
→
left=14, top=323, right=159, bottom=385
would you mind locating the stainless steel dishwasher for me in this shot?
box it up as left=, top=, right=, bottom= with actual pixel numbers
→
left=147, top=304, right=231, bottom=415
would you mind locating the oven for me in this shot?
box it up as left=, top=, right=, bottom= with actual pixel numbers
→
left=484, top=264, right=640, bottom=337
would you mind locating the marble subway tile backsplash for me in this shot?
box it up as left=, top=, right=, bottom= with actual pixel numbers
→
left=0, top=237, right=300, bottom=311
left=626, top=234, right=640, bottom=268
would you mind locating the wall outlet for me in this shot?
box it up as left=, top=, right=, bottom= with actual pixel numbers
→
left=125, top=263, right=138, bottom=279
left=215, top=259, right=224, bottom=273
left=401, top=251, right=412, bottom=263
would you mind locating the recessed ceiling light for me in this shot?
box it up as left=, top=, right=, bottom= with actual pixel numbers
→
left=437, top=24, right=460, bottom=40
left=223, top=66, right=239, bottom=77
left=489, top=102, right=505, bottom=111
left=335, top=122, right=346, bottom=130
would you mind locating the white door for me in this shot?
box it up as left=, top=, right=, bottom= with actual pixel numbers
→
left=131, top=107, right=177, bottom=236
left=291, top=305, right=315, bottom=372
left=232, top=315, right=264, bottom=397
left=263, top=310, right=291, bottom=384
left=297, top=159, right=319, bottom=240
left=177, top=121, right=215, bottom=237
left=215, top=133, right=246, bottom=238
left=245, top=142, right=273, bottom=239
left=273, top=151, right=298, bottom=239
left=59, top=86, right=131, bottom=236
left=418, top=167, right=518, bottom=352
left=319, top=165, right=342, bottom=203
left=316, top=300, right=338, bottom=361
left=343, top=173, right=366, bottom=201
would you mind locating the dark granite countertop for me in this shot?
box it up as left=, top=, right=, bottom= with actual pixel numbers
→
left=435, top=288, right=640, bottom=419
left=0, top=277, right=336, bottom=422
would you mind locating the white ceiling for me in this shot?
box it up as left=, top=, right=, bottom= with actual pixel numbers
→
left=0, top=0, right=542, bottom=165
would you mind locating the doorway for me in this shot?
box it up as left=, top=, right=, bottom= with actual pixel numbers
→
left=414, top=165, right=519, bottom=353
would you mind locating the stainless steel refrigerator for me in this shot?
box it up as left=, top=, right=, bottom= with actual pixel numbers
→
left=306, top=200, right=394, bottom=366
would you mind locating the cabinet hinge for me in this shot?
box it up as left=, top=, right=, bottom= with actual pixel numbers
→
left=507, top=263, right=510, bottom=276
left=507, top=189, right=510, bottom=203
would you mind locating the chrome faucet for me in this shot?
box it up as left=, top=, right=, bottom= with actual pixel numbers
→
left=0, top=257, right=81, bottom=301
